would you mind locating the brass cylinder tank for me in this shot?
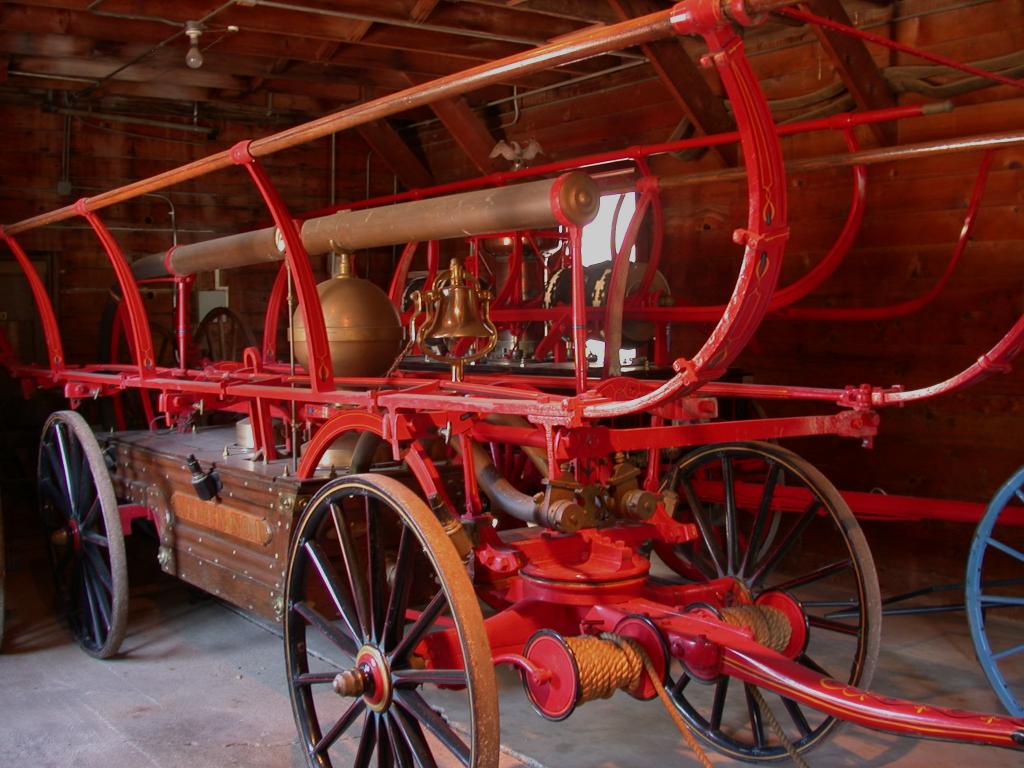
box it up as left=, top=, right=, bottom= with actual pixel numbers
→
left=291, top=254, right=404, bottom=377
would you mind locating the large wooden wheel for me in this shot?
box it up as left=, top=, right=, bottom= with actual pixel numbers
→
left=194, top=306, right=255, bottom=363
left=657, top=442, right=881, bottom=762
left=37, top=410, right=128, bottom=658
left=284, top=473, right=499, bottom=768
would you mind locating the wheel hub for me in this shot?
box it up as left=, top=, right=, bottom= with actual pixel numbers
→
left=333, top=645, right=393, bottom=713
left=51, top=519, right=80, bottom=551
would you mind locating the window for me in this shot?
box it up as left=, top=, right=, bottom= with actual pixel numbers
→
left=580, top=193, right=639, bottom=367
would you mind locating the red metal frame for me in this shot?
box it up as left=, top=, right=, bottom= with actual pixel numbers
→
left=3, top=0, right=1023, bottom=757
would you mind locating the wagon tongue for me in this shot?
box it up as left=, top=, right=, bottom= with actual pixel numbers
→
left=726, top=644, right=1024, bottom=750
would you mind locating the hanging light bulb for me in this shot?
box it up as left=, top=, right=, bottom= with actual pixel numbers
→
left=184, top=21, right=204, bottom=69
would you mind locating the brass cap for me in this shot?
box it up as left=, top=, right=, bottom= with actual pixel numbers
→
left=556, top=172, right=600, bottom=226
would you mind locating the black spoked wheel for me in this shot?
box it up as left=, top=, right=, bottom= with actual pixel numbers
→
left=284, top=473, right=499, bottom=768
left=38, top=410, right=128, bottom=658
left=658, top=442, right=880, bottom=762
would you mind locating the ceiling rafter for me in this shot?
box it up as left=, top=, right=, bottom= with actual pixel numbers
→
left=606, top=0, right=736, bottom=166
left=401, top=73, right=497, bottom=175
left=356, top=118, right=435, bottom=189
left=802, top=0, right=898, bottom=145
left=0, top=2, right=577, bottom=91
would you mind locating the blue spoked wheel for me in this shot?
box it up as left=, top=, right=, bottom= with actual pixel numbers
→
left=966, top=466, right=1024, bottom=717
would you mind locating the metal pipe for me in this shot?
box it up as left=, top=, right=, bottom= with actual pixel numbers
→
left=659, top=129, right=1024, bottom=188
left=5, top=5, right=676, bottom=236
left=52, top=108, right=216, bottom=137
left=483, top=413, right=548, bottom=474
left=131, top=172, right=599, bottom=278
left=458, top=439, right=584, bottom=530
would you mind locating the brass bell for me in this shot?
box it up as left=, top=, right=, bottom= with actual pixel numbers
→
left=428, top=259, right=494, bottom=341
left=411, top=257, right=497, bottom=381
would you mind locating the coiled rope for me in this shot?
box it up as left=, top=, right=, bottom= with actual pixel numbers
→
left=561, top=603, right=809, bottom=768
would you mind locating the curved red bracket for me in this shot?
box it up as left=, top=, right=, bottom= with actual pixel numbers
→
left=79, top=202, right=156, bottom=378
left=231, top=141, right=334, bottom=392
left=387, top=241, right=420, bottom=305
left=297, top=410, right=386, bottom=478
left=1, top=230, right=65, bottom=373
left=585, top=1, right=789, bottom=418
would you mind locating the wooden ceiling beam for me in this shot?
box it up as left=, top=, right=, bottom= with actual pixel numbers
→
left=356, top=119, right=435, bottom=189
left=0, top=3, right=572, bottom=89
left=607, top=0, right=735, bottom=166
left=408, top=0, right=442, bottom=23
left=471, top=0, right=618, bottom=25
left=401, top=73, right=496, bottom=175
left=0, top=32, right=368, bottom=99
left=802, top=0, right=898, bottom=145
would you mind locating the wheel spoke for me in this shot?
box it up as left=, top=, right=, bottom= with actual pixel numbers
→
left=314, top=699, right=365, bottom=756
left=366, top=497, right=388, bottom=643
left=384, top=715, right=416, bottom=768
left=376, top=714, right=395, bottom=768
left=979, top=594, right=1024, bottom=607
left=83, top=545, right=114, bottom=595
left=808, top=615, right=860, bottom=637
left=353, top=707, right=378, bottom=768
left=81, top=498, right=101, bottom=530
left=770, top=559, right=852, bottom=593
left=383, top=527, right=416, bottom=653
left=85, top=560, right=112, bottom=632
left=389, top=590, right=447, bottom=665
left=721, top=455, right=738, bottom=574
left=750, top=501, right=821, bottom=587
left=54, top=423, right=79, bottom=519
left=740, top=462, right=782, bottom=578
left=42, top=442, right=72, bottom=518
left=670, top=671, right=691, bottom=697
left=710, top=676, right=730, bottom=731
left=391, top=706, right=440, bottom=768
left=74, top=437, right=94, bottom=519
left=82, top=531, right=109, bottom=548
left=81, top=564, right=106, bottom=645
left=743, top=685, right=766, bottom=748
left=781, top=696, right=813, bottom=737
left=304, top=540, right=362, bottom=643
left=798, top=653, right=834, bottom=679
left=394, top=690, right=470, bottom=766
left=986, top=537, right=1024, bottom=565
left=332, top=502, right=371, bottom=641
left=992, top=642, right=1024, bottom=662
left=680, top=476, right=725, bottom=578
left=392, top=669, right=467, bottom=687
left=293, top=600, right=358, bottom=657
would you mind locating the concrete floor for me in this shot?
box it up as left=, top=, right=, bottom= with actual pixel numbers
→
left=1, top=517, right=1021, bottom=768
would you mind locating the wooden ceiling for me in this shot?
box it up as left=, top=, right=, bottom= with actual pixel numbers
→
left=1, top=1, right=1021, bottom=182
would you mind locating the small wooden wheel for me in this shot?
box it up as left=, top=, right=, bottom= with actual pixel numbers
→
left=38, top=410, right=128, bottom=658
left=284, top=473, right=499, bottom=768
